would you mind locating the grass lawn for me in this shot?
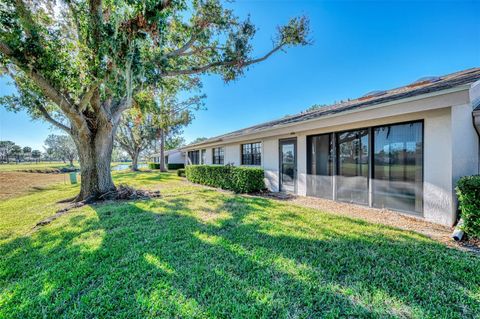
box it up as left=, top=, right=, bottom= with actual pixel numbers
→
left=0, top=161, right=135, bottom=172
left=0, top=161, right=79, bottom=172
left=0, top=171, right=479, bottom=318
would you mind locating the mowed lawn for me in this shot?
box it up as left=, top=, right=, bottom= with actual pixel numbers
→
left=0, top=162, right=79, bottom=172
left=0, top=171, right=479, bottom=318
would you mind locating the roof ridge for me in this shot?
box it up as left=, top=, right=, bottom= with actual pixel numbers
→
left=186, top=67, right=480, bottom=148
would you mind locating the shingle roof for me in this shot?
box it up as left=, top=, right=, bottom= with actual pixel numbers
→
left=187, top=67, right=480, bottom=148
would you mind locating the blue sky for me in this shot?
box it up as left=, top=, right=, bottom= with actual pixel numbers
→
left=1, top=0, right=479, bottom=150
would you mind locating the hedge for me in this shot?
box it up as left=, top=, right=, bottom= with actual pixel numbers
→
left=168, top=163, right=185, bottom=170
left=177, top=168, right=186, bottom=177
left=185, top=165, right=265, bottom=193
left=456, top=175, right=480, bottom=238
left=148, top=162, right=160, bottom=169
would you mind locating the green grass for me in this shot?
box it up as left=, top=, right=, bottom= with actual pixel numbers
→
left=0, top=161, right=79, bottom=172
left=0, top=161, right=138, bottom=172
left=1, top=171, right=479, bottom=318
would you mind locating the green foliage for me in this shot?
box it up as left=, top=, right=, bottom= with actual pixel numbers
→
left=115, top=107, right=157, bottom=164
left=168, top=163, right=184, bottom=170
left=456, top=175, right=480, bottom=238
left=177, top=168, right=185, bottom=177
left=0, top=0, right=310, bottom=197
left=44, top=134, right=77, bottom=164
left=148, top=162, right=160, bottom=170
left=165, top=135, right=186, bottom=151
left=185, top=165, right=265, bottom=193
left=189, top=137, right=208, bottom=145
left=1, top=171, right=480, bottom=318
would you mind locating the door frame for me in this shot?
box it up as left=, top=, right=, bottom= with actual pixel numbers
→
left=278, top=138, right=297, bottom=193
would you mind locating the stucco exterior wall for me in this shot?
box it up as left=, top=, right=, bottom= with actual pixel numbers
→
left=262, top=137, right=279, bottom=192
left=167, top=151, right=185, bottom=164
left=224, top=144, right=240, bottom=165
left=183, top=88, right=478, bottom=226
left=423, top=108, right=454, bottom=226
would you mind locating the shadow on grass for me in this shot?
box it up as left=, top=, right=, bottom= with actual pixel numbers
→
left=1, top=190, right=479, bottom=318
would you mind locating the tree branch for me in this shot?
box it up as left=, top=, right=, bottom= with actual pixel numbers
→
left=88, top=0, right=103, bottom=53
left=1, top=41, right=73, bottom=111
left=78, top=81, right=100, bottom=111
left=37, top=104, right=71, bottom=133
left=0, top=41, right=91, bottom=135
left=111, top=96, right=132, bottom=125
left=164, top=35, right=198, bottom=58
left=162, top=44, right=285, bottom=77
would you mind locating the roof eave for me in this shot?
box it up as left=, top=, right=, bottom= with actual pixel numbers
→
left=183, top=84, right=472, bottom=150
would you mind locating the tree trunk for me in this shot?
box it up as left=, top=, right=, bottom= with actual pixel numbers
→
left=69, top=158, right=74, bottom=167
left=159, top=128, right=167, bottom=172
left=73, top=125, right=116, bottom=202
left=131, top=152, right=139, bottom=171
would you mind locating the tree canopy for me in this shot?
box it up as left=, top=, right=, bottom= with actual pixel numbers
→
left=0, top=0, right=310, bottom=200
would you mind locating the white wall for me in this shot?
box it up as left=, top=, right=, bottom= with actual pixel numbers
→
left=262, top=137, right=279, bottom=192
left=183, top=87, right=478, bottom=226
left=296, top=133, right=307, bottom=196
left=167, top=151, right=185, bottom=164
left=423, top=108, right=454, bottom=226
left=451, top=104, right=479, bottom=181
left=204, top=148, right=213, bottom=165
left=225, top=144, right=240, bottom=165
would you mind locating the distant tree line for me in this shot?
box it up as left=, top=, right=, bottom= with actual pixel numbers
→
left=0, top=134, right=80, bottom=165
left=0, top=141, right=41, bottom=163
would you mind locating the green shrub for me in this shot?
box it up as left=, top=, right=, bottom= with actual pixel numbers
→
left=177, top=169, right=186, bottom=177
left=185, top=165, right=265, bottom=193
left=168, top=163, right=185, bottom=170
left=456, top=175, right=480, bottom=238
left=148, top=162, right=160, bottom=169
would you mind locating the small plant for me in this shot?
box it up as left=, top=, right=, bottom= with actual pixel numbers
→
left=148, top=163, right=160, bottom=169
left=185, top=165, right=265, bottom=193
left=456, top=175, right=480, bottom=238
left=177, top=169, right=186, bottom=177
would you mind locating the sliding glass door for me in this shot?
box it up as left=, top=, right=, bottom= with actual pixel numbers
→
left=372, top=122, right=423, bottom=214
left=336, top=129, right=369, bottom=205
left=305, top=121, right=423, bottom=215
left=307, top=134, right=333, bottom=199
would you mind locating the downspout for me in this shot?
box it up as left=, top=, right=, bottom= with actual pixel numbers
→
left=470, top=80, right=480, bottom=174
left=473, top=106, right=480, bottom=174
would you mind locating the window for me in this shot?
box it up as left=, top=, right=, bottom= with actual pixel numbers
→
left=241, top=142, right=261, bottom=165
left=212, top=147, right=224, bottom=164
left=201, top=149, right=206, bottom=164
left=187, top=150, right=200, bottom=165
left=372, top=121, right=423, bottom=214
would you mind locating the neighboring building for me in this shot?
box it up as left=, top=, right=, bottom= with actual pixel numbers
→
left=182, top=68, right=480, bottom=226
left=150, top=149, right=185, bottom=165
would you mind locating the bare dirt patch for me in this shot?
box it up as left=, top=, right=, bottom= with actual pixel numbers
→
left=0, top=172, right=67, bottom=200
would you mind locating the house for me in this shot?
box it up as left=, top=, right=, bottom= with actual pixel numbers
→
left=182, top=68, right=480, bottom=226
left=150, top=149, right=185, bottom=166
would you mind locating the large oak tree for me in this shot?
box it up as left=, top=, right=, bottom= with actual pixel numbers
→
left=0, top=0, right=310, bottom=201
